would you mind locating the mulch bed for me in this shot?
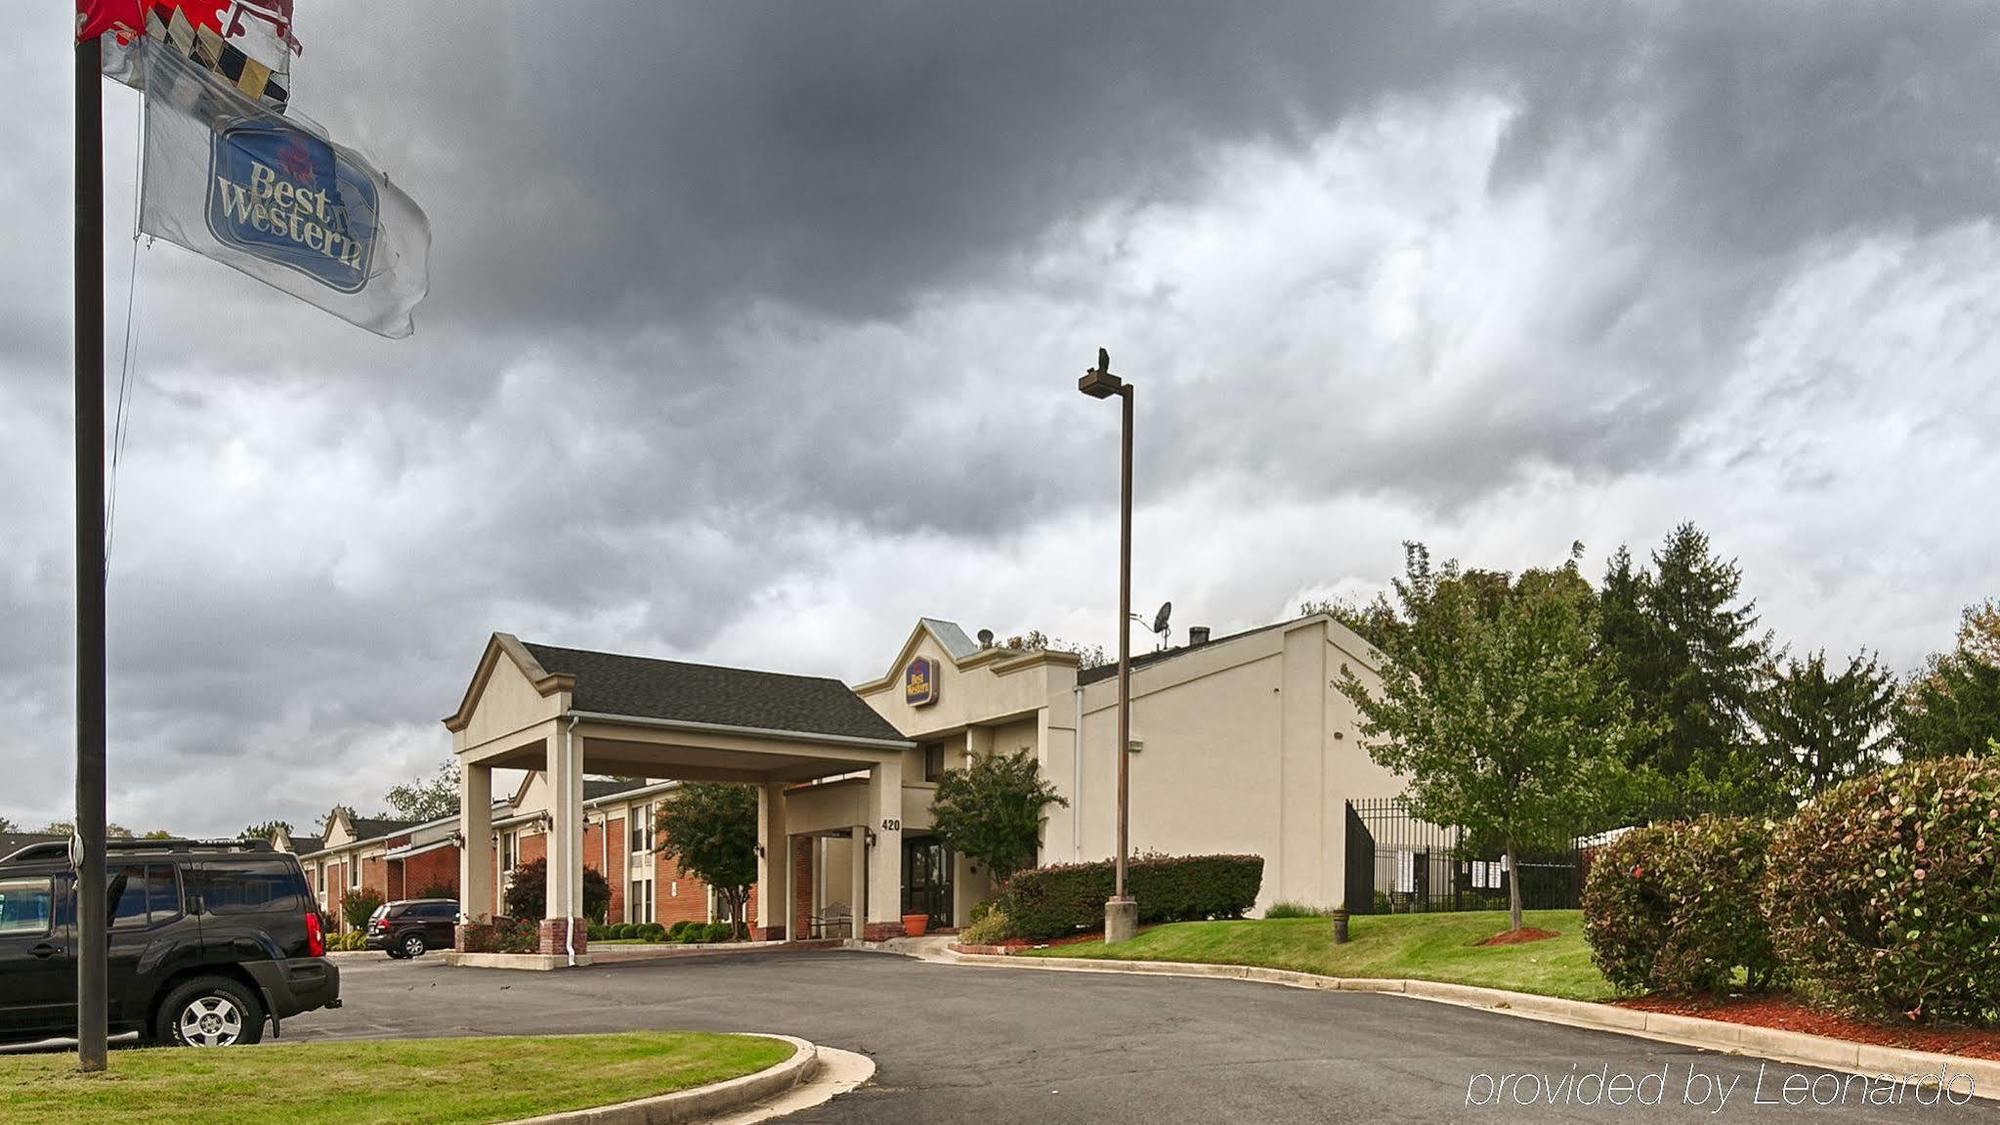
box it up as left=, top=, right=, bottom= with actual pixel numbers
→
left=998, top=929, right=1120, bottom=951
left=1478, top=927, right=1560, bottom=946
left=1616, top=994, right=2000, bottom=1061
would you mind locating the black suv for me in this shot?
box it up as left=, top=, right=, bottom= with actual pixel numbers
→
left=364, top=898, right=458, bottom=958
left=0, top=839, right=341, bottom=1047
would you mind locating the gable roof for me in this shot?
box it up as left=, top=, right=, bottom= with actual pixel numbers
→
left=520, top=641, right=907, bottom=743
left=917, top=617, right=981, bottom=662
left=584, top=777, right=654, bottom=801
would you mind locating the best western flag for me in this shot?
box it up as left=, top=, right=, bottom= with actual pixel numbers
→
left=135, top=37, right=430, bottom=337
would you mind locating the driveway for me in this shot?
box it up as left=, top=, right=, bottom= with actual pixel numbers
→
left=292, top=949, right=1982, bottom=1122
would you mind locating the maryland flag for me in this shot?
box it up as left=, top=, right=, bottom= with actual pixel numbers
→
left=81, top=2, right=431, bottom=338
left=85, top=1, right=299, bottom=112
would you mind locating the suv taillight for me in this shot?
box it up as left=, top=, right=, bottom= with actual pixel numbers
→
left=305, top=910, right=326, bottom=957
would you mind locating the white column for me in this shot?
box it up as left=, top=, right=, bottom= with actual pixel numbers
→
left=458, top=760, right=494, bottom=922
left=756, top=781, right=789, bottom=938
left=545, top=730, right=584, bottom=921
left=866, top=756, right=903, bottom=932
left=849, top=825, right=867, bottom=941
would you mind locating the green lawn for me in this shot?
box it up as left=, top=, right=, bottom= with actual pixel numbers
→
left=0, top=1031, right=793, bottom=1125
left=1017, top=909, right=1615, bottom=1001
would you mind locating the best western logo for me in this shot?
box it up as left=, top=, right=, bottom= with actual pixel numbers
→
left=206, top=121, right=377, bottom=293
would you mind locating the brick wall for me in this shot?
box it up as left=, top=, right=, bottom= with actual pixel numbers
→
left=653, top=852, right=710, bottom=927
left=604, top=817, right=626, bottom=922
left=402, top=847, right=459, bottom=899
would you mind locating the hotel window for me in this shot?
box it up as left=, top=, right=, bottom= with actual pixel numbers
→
left=629, top=875, right=654, bottom=924
left=348, top=860, right=360, bottom=890
left=923, top=743, right=946, bottom=783
left=500, top=831, right=517, bottom=874
left=630, top=802, right=654, bottom=854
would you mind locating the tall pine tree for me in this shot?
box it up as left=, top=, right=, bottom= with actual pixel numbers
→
left=1599, top=524, right=1772, bottom=813
left=1758, top=649, right=1897, bottom=796
left=1897, top=598, right=2000, bottom=760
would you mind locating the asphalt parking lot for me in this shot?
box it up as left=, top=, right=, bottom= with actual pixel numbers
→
left=286, top=948, right=1989, bottom=1123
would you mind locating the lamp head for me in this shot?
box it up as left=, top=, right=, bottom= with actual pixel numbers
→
left=1078, top=367, right=1124, bottom=399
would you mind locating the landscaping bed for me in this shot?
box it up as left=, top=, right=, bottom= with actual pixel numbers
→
left=1617, top=995, right=2000, bottom=1062
left=0, top=1031, right=793, bottom=1125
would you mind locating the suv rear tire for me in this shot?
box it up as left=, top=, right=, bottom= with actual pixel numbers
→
left=400, top=933, right=427, bottom=958
left=157, top=976, right=265, bottom=1047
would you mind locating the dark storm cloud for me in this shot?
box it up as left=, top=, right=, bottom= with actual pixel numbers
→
left=4, top=1, right=1998, bottom=834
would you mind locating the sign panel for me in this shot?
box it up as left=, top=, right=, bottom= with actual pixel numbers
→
left=208, top=121, right=378, bottom=293
left=904, top=656, right=939, bottom=707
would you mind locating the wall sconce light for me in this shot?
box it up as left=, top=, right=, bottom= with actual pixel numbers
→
left=448, top=831, right=465, bottom=849
left=864, top=829, right=877, bottom=848
left=753, top=843, right=766, bottom=858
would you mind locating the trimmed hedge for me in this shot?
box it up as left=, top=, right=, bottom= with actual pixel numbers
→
left=1765, top=757, right=2000, bottom=1025
left=1581, top=816, right=1779, bottom=996
left=996, top=854, right=1264, bottom=939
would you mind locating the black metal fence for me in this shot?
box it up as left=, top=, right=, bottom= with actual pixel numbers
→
left=1344, top=798, right=1580, bottom=914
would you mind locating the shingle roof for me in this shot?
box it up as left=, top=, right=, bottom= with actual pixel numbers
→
left=348, top=816, right=423, bottom=843
left=286, top=834, right=324, bottom=855
left=1075, top=617, right=1301, bottom=686
left=522, top=642, right=908, bottom=743
left=584, top=777, right=656, bottom=801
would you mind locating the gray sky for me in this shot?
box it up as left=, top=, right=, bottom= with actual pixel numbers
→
left=4, top=2, right=1996, bottom=836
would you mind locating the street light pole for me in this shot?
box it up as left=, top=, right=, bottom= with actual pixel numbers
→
left=1078, top=349, right=1138, bottom=944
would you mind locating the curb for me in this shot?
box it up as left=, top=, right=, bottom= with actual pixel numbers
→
left=504, top=1034, right=819, bottom=1124
left=947, top=949, right=2000, bottom=1101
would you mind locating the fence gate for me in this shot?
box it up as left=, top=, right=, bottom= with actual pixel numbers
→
left=1344, top=798, right=1582, bottom=914
left=1344, top=803, right=1375, bottom=914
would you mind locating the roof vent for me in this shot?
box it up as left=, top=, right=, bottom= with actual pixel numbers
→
left=1189, top=626, right=1211, bottom=646
left=977, top=628, right=995, bottom=648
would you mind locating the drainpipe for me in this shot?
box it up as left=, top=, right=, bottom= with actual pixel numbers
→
left=564, top=712, right=580, bottom=968
left=1072, top=685, right=1083, bottom=861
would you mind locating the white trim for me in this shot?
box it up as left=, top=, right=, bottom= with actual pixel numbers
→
left=384, top=838, right=456, bottom=861
left=567, top=709, right=915, bottom=751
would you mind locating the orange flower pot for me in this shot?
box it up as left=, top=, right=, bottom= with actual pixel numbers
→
left=901, top=913, right=929, bottom=938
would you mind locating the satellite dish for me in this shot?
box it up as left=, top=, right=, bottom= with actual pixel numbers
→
left=1150, top=601, right=1172, bottom=636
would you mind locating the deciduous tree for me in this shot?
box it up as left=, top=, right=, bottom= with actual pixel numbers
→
left=1338, top=543, right=1638, bottom=933
left=502, top=857, right=612, bottom=924
left=385, top=759, right=461, bottom=822
left=1897, top=598, right=2000, bottom=760
left=928, top=749, right=1068, bottom=886
left=654, top=784, right=758, bottom=939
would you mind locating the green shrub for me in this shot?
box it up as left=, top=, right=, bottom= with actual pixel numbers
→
left=678, top=924, right=707, bottom=943
left=340, top=888, right=385, bottom=932
left=1765, top=757, right=2000, bottom=1024
left=636, top=922, right=667, bottom=942
left=667, top=920, right=694, bottom=939
left=585, top=923, right=608, bottom=942
left=1264, top=901, right=1326, bottom=919
left=617, top=923, right=639, bottom=940
left=996, top=854, right=1264, bottom=939
left=1581, top=816, right=1780, bottom=996
left=960, top=907, right=1013, bottom=945
left=488, top=916, right=536, bottom=948
left=327, top=932, right=368, bottom=952
left=702, top=921, right=733, bottom=943
left=967, top=900, right=993, bottom=926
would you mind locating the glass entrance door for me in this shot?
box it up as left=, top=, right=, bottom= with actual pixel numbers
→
left=900, top=837, right=954, bottom=928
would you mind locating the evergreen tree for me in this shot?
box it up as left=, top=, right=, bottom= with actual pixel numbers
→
left=1759, top=649, right=1897, bottom=797
left=1599, top=524, right=1771, bottom=813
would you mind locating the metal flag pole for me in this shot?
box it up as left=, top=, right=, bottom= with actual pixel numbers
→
left=75, top=30, right=110, bottom=1075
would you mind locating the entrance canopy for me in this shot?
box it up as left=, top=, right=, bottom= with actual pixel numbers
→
left=443, top=634, right=915, bottom=946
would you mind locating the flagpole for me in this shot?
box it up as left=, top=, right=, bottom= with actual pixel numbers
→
left=74, top=31, right=110, bottom=1075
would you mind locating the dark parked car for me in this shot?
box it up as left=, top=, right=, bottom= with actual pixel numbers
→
left=364, top=898, right=458, bottom=958
left=0, top=838, right=340, bottom=1047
